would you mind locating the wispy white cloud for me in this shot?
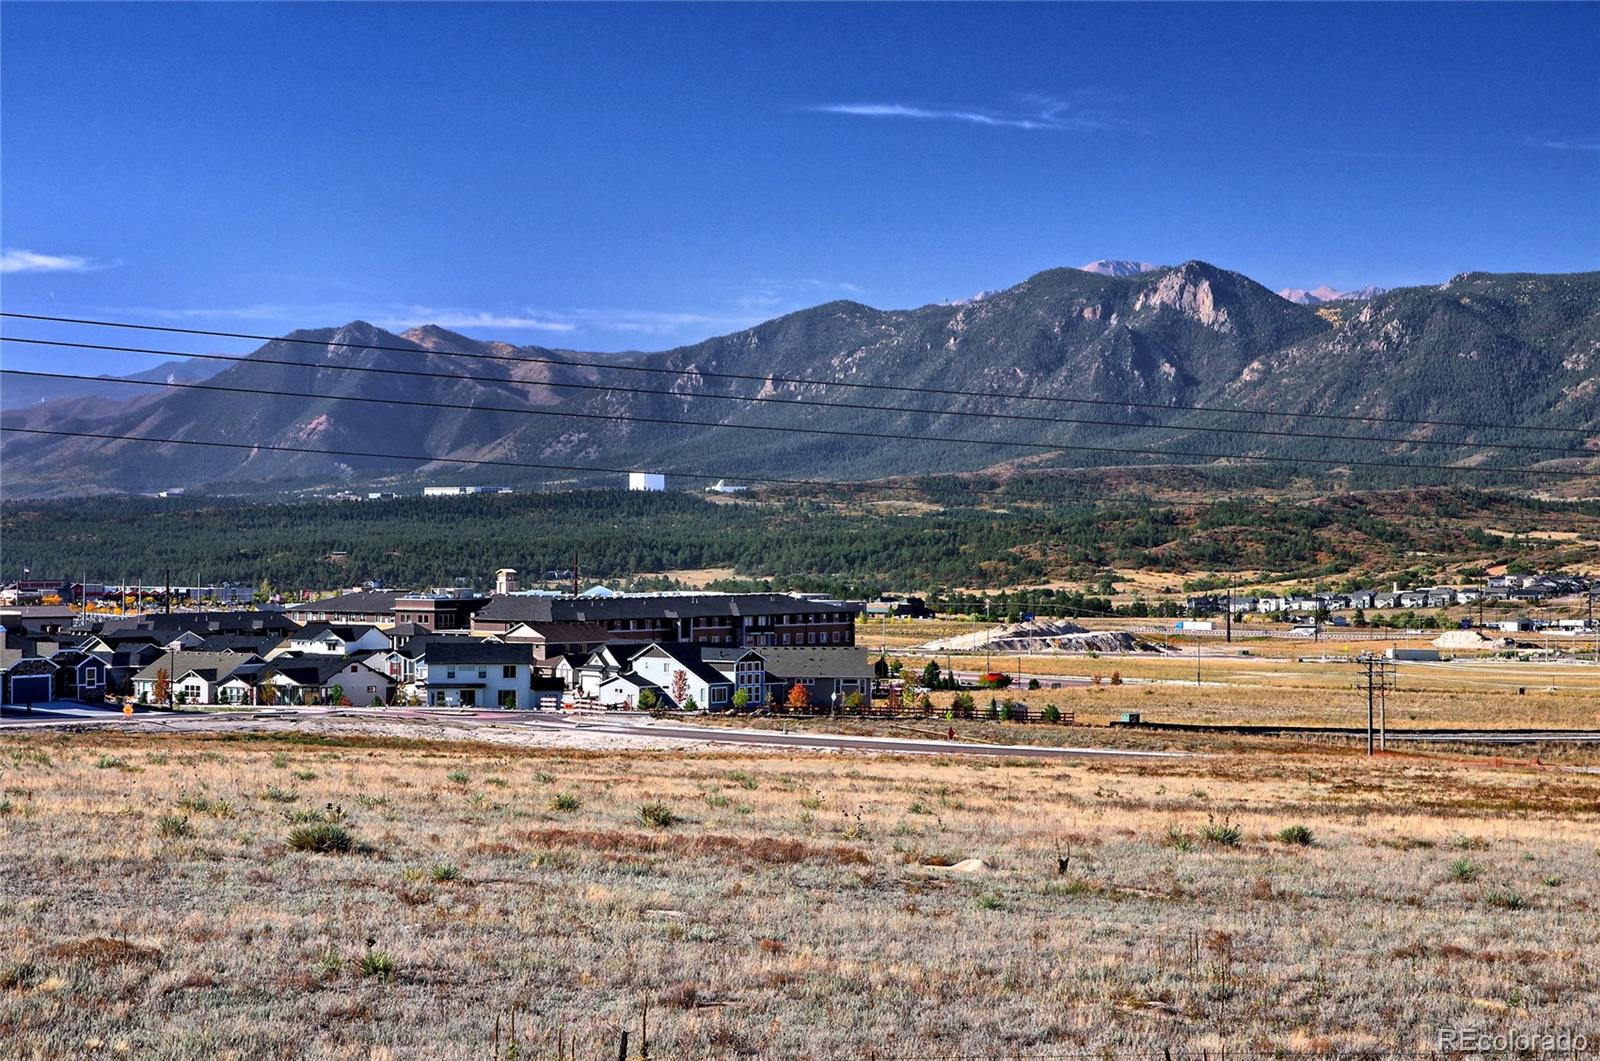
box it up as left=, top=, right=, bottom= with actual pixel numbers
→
left=811, top=94, right=1111, bottom=132
left=1529, top=135, right=1600, bottom=153
left=376, top=308, right=576, bottom=333
left=1, top=248, right=111, bottom=274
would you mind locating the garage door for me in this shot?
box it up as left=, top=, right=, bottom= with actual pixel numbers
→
left=9, top=675, right=51, bottom=704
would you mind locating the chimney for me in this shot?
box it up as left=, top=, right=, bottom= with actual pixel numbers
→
left=495, top=568, right=519, bottom=595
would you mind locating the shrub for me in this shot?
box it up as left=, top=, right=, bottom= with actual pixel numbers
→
left=1277, top=824, right=1314, bottom=846
left=1164, top=826, right=1195, bottom=852
left=730, top=770, right=758, bottom=790
left=176, top=793, right=233, bottom=818
left=1110, top=671, right=1123, bottom=686
left=429, top=864, right=461, bottom=882
left=287, top=821, right=354, bottom=853
left=260, top=786, right=298, bottom=803
left=157, top=814, right=193, bottom=839
left=549, top=792, right=581, bottom=812
left=95, top=755, right=129, bottom=770
left=1201, top=819, right=1242, bottom=847
left=1027, top=678, right=1041, bottom=690
left=1042, top=704, right=1061, bottom=723
left=1484, top=889, right=1526, bottom=910
left=292, top=770, right=317, bottom=782
left=1447, top=859, right=1481, bottom=883
left=358, top=951, right=397, bottom=980
left=446, top=770, right=470, bottom=786
left=639, top=802, right=677, bottom=829
left=907, top=800, right=933, bottom=815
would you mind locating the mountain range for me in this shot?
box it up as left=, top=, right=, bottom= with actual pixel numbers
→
left=1277, top=283, right=1388, bottom=305
left=2, top=262, right=1596, bottom=497
left=0, top=357, right=216, bottom=411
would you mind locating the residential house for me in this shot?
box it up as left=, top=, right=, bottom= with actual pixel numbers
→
left=571, top=643, right=637, bottom=699
left=46, top=648, right=110, bottom=702
left=1, top=652, right=56, bottom=704
left=756, top=647, right=872, bottom=708
left=261, top=657, right=392, bottom=706
left=499, top=621, right=613, bottom=676
left=133, top=651, right=263, bottom=704
left=412, top=641, right=533, bottom=709
left=594, top=671, right=661, bottom=709
left=379, top=632, right=477, bottom=687
left=618, top=643, right=734, bottom=709
left=269, top=624, right=392, bottom=658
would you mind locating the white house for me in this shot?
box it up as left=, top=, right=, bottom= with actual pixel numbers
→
left=413, top=641, right=533, bottom=709
left=626, top=643, right=734, bottom=708
left=269, top=624, right=392, bottom=658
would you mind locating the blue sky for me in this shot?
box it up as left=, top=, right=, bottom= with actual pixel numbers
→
left=2, top=2, right=1597, bottom=373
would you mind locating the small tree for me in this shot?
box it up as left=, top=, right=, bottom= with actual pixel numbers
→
left=638, top=688, right=659, bottom=711
left=1027, top=677, right=1041, bottom=690
left=1110, top=671, right=1123, bottom=686
left=731, top=688, right=751, bottom=713
left=152, top=668, right=171, bottom=707
left=786, top=683, right=811, bottom=711
left=670, top=669, right=689, bottom=708
left=328, top=684, right=345, bottom=707
left=259, top=683, right=278, bottom=706
left=920, top=660, right=941, bottom=689
left=844, top=691, right=866, bottom=712
left=682, top=695, right=699, bottom=712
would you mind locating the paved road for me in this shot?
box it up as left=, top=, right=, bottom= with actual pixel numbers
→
left=0, top=702, right=140, bottom=726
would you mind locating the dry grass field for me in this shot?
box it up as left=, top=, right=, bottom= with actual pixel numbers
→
left=3, top=725, right=1599, bottom=1058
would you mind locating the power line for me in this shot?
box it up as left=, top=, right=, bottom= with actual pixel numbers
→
left=4, top=310, right=1589, bottom=438
left=5, top=334, right=1588, bottom=459
left=3, top=366, right=1596, bottom=482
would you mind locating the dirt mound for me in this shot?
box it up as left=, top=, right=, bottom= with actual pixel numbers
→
left=919, top=619, right=1156, bottom=654
left=1432, top=630, right=1513, bottom=650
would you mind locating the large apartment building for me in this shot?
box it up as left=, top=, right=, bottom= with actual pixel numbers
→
left=470, top=591, right=861, bottom=647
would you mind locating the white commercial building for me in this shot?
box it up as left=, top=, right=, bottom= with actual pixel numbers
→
left=628, top=472, right=666, bottom=492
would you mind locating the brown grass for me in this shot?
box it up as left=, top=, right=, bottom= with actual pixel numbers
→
left=1, top=724, right=1597, bottom=1057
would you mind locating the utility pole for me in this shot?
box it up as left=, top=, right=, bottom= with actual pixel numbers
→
left=1359, top=653, right=1376, bottom=756
left=164, top=568, right=171, bottom=615
left=1195, top=634, right=1201, bottom=687
left=1225, top=584, right=1233, bottom=644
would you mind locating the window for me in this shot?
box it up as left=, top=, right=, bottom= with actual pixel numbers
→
left=782, top=634, right=791, bottom=645
left=446, top=668, right=456, bottom=679
left=711, top=687, right=727, bottom=703
left=85, top=666, right=100, bottom=684
left=502, top=665, right=517, bottom=679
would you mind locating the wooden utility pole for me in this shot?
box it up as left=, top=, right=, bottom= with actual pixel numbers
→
left=1359, top=653, right=1376, bottom=756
